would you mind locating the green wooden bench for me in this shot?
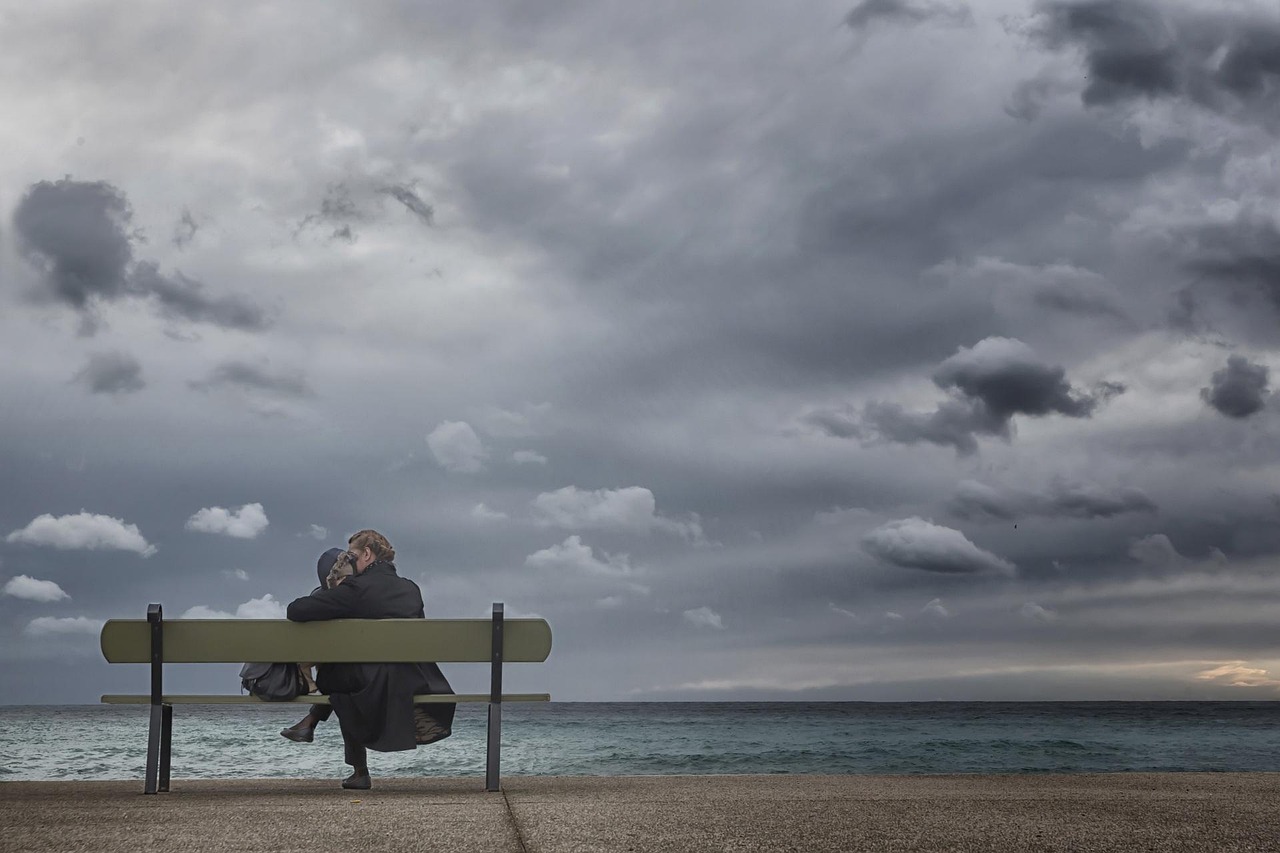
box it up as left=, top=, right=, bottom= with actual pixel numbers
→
left=99, top=602, right=552, bottom=794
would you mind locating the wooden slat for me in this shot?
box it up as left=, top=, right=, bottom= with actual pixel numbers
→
left=100, top=618, right=552, bottom=664
left=100, top=693, right=550, bottom=704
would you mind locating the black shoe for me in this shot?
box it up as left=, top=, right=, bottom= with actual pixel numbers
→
left=280, top=724, right=314, bottom=743
left=342, top=771, right=372, bottom=790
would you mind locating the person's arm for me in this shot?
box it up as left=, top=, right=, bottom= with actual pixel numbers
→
left=287, top=582, right=360, bottom=622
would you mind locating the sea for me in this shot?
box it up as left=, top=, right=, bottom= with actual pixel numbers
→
left=2, top=702, right=1279, bottom=782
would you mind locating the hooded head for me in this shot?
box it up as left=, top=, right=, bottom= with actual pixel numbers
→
left=316, top=548, right=344, bottom=588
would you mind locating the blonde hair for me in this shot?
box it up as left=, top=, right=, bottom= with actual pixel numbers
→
left=348, top=529, right=395, bottom=562
left=325, top=551, right=356, bottom=588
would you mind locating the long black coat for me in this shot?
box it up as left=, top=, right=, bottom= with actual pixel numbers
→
left=287, top=561, right=455, bottom=752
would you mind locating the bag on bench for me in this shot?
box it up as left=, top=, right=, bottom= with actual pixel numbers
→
left=239, top=662, right=307, bottom=701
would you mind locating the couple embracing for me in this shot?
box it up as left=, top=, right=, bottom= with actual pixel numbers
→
left=282, top=529, right=455, bottom=790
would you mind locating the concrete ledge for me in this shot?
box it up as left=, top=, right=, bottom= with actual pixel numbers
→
left=4, top=773, right=1279, bottom=852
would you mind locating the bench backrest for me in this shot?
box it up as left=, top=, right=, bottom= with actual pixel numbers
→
left=100, top=618, right=553, bottom=664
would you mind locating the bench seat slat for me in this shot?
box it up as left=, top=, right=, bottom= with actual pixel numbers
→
left=99, top=618, right=552, bottom=664
left=100, top=693, right=550, bottom=704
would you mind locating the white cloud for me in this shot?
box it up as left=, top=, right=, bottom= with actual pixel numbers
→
left=471, top=502, right=509, bottom=521
left=308, top=524, right=328, bottom=541
left=180, top=605, right=232, bottom=619
left=532, top=485, right=704, bottom=541
left=828, top=602, right=859, bottom=621
left=6, top=511, right=156, bottom=557
left=683, top=606, right=724, bottom=629
left=426, top=420, right=487, bottom=472
left=1195, top=662, right=1280, bottom=690
left=185, top=502, right=269, bottom=539
left=1129, top=533, right=1182, bottom=567
left=921, top=598, right=951, bottom=619
left=1020, top=601, right=1057, bottom=623
left=863, top=517, right=1016, bottom=576
left=235, top=594, right=287, bottom=619
left=525, top=535, right=633, bottom=577
left=220, top=568, right=250, bottom=581
left=2, top=575, right=70, bottom=602
left=512, top=449, right=548, bottom=465
left=180, top=594, right=286, bottom=620
left=25, top=616, right=104, bottom=636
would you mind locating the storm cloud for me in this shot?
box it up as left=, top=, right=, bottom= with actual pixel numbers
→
left=187, top=361, right=313, bottom=398
left=295, top=182, right=365, bottom=242
left=379, top=183, right=434, bottom=226
left=1031, top=0, right=1280, bottom=123
left=5, top=1, right=1280, bottom=705
left=1201, top=354, right=1270, bottom=418
left=816, top=337, right=1122, bottom=454
left=950, top=479, right=1158, bottom=521
left=130, top=263, right=267, bottom=331
left=13, top=178, right=267, bottom=332
left=13, top=179, right=134, bottom=310
left=1184, top=215, right=1280, bottom=316
left=844, top=0, right=972, bottom=30
left=72, top=351, right=144, bottom=395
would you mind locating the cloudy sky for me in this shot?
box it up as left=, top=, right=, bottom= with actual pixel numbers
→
left=4, top=0, right=1280, bottom=704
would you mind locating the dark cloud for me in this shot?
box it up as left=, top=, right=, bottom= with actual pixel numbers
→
left=859, top=398, right=1004, bottom=456
left=845, top=0, right=972, bottom=30
left=950, top=479, right=1157, bottom=521
left=295, top=182, right=365, bottom=243
left=1216, top=27, right=1280, bottom=104
left=8, top=2, right=1280, bottom=705
left=72, top=351, right=145, bottom=395
left=820, top=338, right=1122, bottom=455
left=1031, top=0, right=1280, bottom=124
left=932, top=336, right=1101, bottom=419
left=1201, top=354, right=1270, bottom=419
left=172, top=208, right=198, bottom=249
left=130, top=262, right=268, bottom=331
left=13, top=178, right=134, bottom=309
left=294, top=181, right=432, bottom=241
left=1184, top=214, right=1280, bottom=314
left=187, top=361, right=313, bottom=398
left=12, top=178, right=267, bottom=333
left=799, top=118, right=1188, bottom=265
left=1004, top=74, right=1074, bottom=121
left=379, top=183, right=434, bottom=226
left=803, top=408, right=862, bottom=440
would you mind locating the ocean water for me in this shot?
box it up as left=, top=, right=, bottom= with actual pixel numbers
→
left=2, top=702, right=1279, bottom=782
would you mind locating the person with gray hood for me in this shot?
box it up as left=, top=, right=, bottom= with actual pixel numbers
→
left=278, top=547, right=355, bottom=741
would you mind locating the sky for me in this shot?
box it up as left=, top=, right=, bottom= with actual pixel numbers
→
left=3, top=0, right=1280, bottom=703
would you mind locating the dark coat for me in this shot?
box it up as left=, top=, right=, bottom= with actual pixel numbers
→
left=287, top=561, right=455, bottom=752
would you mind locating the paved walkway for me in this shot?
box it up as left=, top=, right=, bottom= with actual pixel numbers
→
left=4, top=773, right=1279, bottom=852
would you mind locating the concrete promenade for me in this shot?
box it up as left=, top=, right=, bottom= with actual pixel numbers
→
left=3, top=773, right=1279, bottom=852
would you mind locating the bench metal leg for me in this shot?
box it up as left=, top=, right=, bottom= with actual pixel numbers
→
left=485, top=703, right=502, bottom=792
left=144, top=603, right=166, bottom=795
left=159, top=704, right=173, bottom=792
left=486, top=602, right=504, bottom=792
left=144, top=705, right=163, bottom=794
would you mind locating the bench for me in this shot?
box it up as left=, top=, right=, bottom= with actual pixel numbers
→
left=99, top=602, right=552, bottom=794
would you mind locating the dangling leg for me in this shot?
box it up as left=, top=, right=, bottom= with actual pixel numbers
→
left=280, top=703, right=330, bottom=743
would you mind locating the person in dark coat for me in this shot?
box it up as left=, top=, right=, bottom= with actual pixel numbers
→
left=279, top=547, right=354, bottom=740
left=286, top=530, right=456, bottom=790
